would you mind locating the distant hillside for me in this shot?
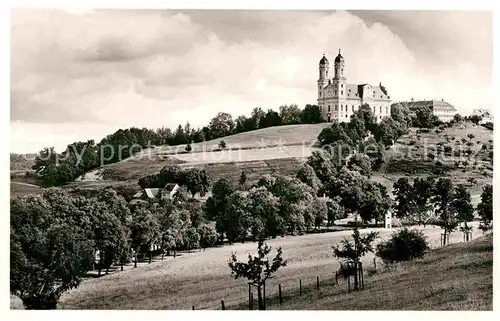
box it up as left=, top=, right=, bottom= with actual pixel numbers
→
left=10, top=153, right=36, bottom=172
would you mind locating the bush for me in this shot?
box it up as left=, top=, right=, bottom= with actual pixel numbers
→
left=376, top=228, right=429, bottom=264
left=219, top=140, right=227, bottom=149
left=185, top=144, right=192, bottom=152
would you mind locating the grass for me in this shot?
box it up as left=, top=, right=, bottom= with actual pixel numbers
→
left=27, top=222, right=484, bottom=310
left=262, top=234, right=492, bottom=310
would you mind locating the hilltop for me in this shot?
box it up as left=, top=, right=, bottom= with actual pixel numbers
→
left=10, top=121, right=493, bottom=200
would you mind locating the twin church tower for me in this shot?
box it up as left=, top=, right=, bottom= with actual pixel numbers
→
left=317, top=50, right=391, bottom=122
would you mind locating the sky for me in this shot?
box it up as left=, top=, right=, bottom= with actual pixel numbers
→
left=10, top=9, right=492, bottom=153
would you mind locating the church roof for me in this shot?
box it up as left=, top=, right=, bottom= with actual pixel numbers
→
left=345, top=83, right=390, bottom=100
left=319, top=55, right=329, bottom=65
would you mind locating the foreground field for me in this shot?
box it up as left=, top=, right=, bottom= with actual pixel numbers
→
left=47, top=222, right=484, bottom=310
left=266, top=234, right=492, bottom=310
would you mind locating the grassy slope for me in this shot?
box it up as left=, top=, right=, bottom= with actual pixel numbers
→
left=268, top=234, right=492, bottom=310
left=49, top=222, right=486, bottom=310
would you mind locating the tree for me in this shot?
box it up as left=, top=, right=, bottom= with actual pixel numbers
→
left=431, top=178, right=457, bottom=245
left=477, top=184, right=493, bottom=232
left=239, top=170, right=248, bottom=190
left=326, top=196, right=345, bottom=226
left=347, top=153, right=372, bottom=177
left=312, top=197, right=328, bottom=230
left=130, top=207, right=161, bottom=266
left=332, top=224, right=378, bottom=291
left=10, top=189, right=94, bottom=309
left=197, top=223, right=219, bottom=250
left=228, top=240, right=287, bottom=310
left=453, top=114, right=463, bottom=123
left=219, top=140, right=227, bottom=149
left=279, top=104, right=301, bottom=125
left=209, top=112, right=235, bottom=139
left=183, top=168, right=211, bottom=198
left=184, top=227, right=200, bottom=251
left=259, top=109, right=282, bottom=128
left=296, top=163, right=322, bottom=194
left=393, top=178, right=413, bottom=220
left=469, top=114, right=482, bottom=125
left=412, top=177, right=435, bottom=226
left=299, top=104, right=322, bottom=124
left=467, top=133, right=475, bottom=142
left=451, top=184, right=475, bottom=239
left=414, top=107, right=437, bottom=129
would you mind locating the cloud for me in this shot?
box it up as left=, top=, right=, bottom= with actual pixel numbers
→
left=10, top=9, right=492, bottom=153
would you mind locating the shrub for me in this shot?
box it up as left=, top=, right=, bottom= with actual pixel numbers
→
left=219, top=140, right=227, bottom=149
left=185, top=144, right=192, bottom=152
left=376, top=228, right=429, bottom=264
left=409, top=140, right=416, bottom=146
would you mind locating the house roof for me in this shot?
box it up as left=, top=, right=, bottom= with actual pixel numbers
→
left=164, top=183, right=178, bottom=192
left=133, top=191, right=143, bottom=198
left=144, top=188, right=160, bottom=198
left=400, top=100, right=457, bottom=112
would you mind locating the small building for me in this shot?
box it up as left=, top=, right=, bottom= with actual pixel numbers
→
left=397, top=99, right=457, bottom=123
left=131, top=183, right=180, bottom=204
left=384, top=210, right=392, bottom=229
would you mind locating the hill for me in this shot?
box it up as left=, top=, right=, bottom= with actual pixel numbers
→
left=266, top=234, right=492, bottom=310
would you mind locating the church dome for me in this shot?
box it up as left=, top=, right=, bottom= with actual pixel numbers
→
left=319, top=55, right=329, bottom=65
left=335, top=52, right=344, bottom=64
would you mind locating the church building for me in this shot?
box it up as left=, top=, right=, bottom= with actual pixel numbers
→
left=317, top=50, right=392, bottom=123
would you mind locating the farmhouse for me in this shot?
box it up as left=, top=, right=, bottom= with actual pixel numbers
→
left=398, top=99, right=457, bottom=123
left=317, top=50, right=392, bottom=123
left=131, top=183, right=180, bottom=204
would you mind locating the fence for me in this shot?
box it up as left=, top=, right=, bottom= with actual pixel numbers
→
left=190, top=265, right=372, bottom=310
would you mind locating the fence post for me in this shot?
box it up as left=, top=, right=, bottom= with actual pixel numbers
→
left=347, top=275, right=351, bottom=293
left=248, top=284, right=252, bottom=310
left=317, top=276, right=320, bottom=291
left=299, top=279, right=302, bottom=296
left=221, top=300, right=225, bottom=310
left=279, top=284, right=282, bottom=305
left=373, top=257, right=377, bottom=271
left=192, top=305, right=195, bottom=310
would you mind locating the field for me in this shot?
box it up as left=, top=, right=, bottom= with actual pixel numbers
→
left=26, top=221, right=484, bottom=310
left=267, top=234, right=493, bottom=310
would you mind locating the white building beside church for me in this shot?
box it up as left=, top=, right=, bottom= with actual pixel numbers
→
left=317, top=50, right=392, bottom=123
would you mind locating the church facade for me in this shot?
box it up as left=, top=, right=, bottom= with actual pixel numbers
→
left=317, top=51, right=392, bottom=123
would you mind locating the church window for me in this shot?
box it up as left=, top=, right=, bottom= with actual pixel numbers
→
left=380, top=106, right=382, bottom=114
left=328, top=105, right=331, bottom=112
left=352, top=105, right=354, bottom=112
left=341, top=90, right=343, bottom=95
left=335, top=105, right=338, bottom=111
left=373, top=106, right=376, bottom=113
left=386, top=107, right=388, bottom=113
left=341, top=84, right=343, bottom=88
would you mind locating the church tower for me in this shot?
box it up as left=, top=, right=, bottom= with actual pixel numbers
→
left=318, top=54, right=329, bottom=98
left=332, top=49, right=347, bottom=120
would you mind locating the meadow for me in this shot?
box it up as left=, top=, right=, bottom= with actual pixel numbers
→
left=41, top=222, right=484, bottom=310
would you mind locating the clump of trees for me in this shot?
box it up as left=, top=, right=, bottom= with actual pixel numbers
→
left=393, top=177, right=477, bottom=245
left=376, top=228, right=429, bottom=264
